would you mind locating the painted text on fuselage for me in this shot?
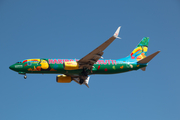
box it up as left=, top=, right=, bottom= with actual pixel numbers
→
left=48, top=59, right=117, bottom=65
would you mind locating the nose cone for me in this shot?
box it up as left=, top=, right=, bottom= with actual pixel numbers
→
left=9, top=64, right=15, bottom=71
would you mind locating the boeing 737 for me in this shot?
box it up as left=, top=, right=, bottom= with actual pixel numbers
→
left=9, top=27, right=160, bottom=88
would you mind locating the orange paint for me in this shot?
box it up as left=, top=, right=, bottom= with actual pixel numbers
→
left=36, top=66, right=41, bottom=71
left=50, top=68, right=57, bottom=71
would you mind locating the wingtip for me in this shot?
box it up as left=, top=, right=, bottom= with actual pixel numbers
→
left=113, top=26, right=121, bottom=38
left=155, top=50, right=161, bottom=54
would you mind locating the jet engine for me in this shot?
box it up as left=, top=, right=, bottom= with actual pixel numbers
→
left=63, top=61, right=79, bottom=70
left=56, top=75, right=72, bottom=83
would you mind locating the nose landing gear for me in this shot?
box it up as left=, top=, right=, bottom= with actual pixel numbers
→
left=18, top=72, right=27, bottom=79
left=24, top=75, right=27, bottom=79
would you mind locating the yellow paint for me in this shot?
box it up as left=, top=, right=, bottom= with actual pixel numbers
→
left=112, top=66, right=116, bottom=70
left=27, top=59, right=40, bottom=62
left=120, top=66, right=124, bottom=69
left=137, top=53, right=146, bottom=61
left=132, top=47, right=142, bottom=54
left=143, top=46, right=148, bottom=52
left=40, top=60, right=49, bottom=69
left=56, top=75, right=71, bottom=83
left=64, top=61, right=79, bottom=70
left=137, top=65, right=140, bottom=67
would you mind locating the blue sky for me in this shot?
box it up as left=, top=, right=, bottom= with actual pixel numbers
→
left=0, top=0, right=180, bottom=120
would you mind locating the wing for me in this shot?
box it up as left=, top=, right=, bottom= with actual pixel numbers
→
left=78, top=26, right=121, bottom=69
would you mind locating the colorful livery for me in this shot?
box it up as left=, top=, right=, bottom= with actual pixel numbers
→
left=9, top=27, right=160, bottom=88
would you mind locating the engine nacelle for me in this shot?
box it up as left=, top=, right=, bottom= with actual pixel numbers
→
left=63, top=61, right=79, bottom=70
left=56, top=75, right=72, bottom=83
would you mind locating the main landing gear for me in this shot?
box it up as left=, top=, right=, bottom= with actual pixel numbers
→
left=79, top=68, right=89, bottom=84
left=79, top=78, right=84, bottom=84
left=82, top=68, right=88, bottom=76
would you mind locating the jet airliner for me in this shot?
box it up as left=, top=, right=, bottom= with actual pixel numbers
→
left=9, top=27, right=160, bottom=88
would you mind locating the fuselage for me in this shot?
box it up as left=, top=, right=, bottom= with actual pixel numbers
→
left=9, top=58, right=147, bottom=76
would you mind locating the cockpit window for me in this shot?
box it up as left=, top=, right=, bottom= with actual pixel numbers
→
left=16, top=62, right=22, bottom=63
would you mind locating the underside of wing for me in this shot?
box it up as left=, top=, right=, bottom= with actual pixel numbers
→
left=78, top=26, right=121, bottom=69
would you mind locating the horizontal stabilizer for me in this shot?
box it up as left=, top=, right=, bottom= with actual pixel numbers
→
left=138, top=51, right=160, bottom=64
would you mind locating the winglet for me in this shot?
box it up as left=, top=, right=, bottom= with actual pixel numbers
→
left=113, top=26, right=121, bottom=39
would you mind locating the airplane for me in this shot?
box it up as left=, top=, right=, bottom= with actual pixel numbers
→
left=9, top=26, right=160, bottom=88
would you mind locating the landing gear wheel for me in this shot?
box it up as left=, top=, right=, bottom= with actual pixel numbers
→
left=79, top=79, right=84, bottom=84
left=24, top=75, right=27, bottom=79
left=82, top=68, right=88, bottom=76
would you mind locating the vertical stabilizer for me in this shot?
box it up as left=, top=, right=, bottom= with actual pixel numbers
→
left=128, top=37, right=149, bottom=61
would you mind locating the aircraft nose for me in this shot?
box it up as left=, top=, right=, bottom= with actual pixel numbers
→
left=9, top=64, right=15, bottom=70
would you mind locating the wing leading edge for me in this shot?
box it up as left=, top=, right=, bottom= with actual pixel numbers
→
left=78, top=26, right=121, bottom=69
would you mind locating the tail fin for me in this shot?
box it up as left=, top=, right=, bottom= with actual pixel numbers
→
left=129, top=37, right=149, bottom=61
